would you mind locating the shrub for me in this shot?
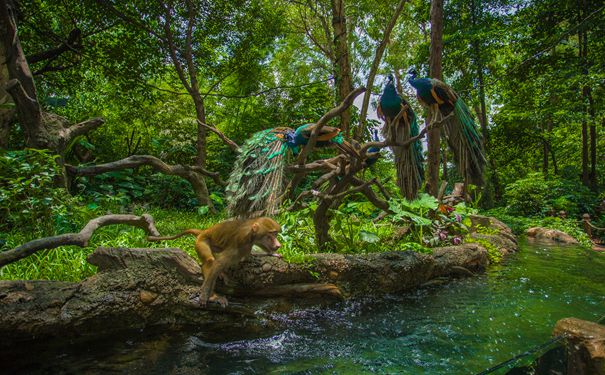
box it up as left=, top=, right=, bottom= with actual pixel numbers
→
left=504, top=173, right=597, bottom=217
left=0, top=149, right=83, bottom=233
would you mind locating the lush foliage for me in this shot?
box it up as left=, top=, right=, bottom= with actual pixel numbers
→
left=486, top=207, right=592, bottom=248
left=503, top=173, right=598, bottom=217
left=1, top=0, right=604, bottom=282
left=0, top=149, right=83, bottom=233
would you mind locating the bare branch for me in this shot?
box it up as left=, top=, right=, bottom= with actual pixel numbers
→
left=0, top=214, right=160, bottom=267
left=65, top=155, right=225, bottom=186
left=60, top=117, right=104, bottom=141
left=295, top=87, right=365, bottom=165
left=356, top=0, right=410, bottom=139
left=197, top=120, right=240, bottom=151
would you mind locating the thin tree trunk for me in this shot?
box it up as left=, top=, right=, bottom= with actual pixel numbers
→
left=587, top=88, right=596, bottom=189
left=426, top=0, right=444, bottom=197
left=550, top=145, right=558, bottom=175
left=356, top=0, right=408, bottom=140
left=331, top=0, right=353, bottom=136
left=470, top=0, right=488, bottom=148
left=192, top=91, right=207, bottom=167
left=578, top=0, right=592, bottom=188
left=543, top=118, right=552, bottom=176
left=581, top=118, right=589, bottom=185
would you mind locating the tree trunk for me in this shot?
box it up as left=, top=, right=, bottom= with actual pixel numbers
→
left=356, top=0, right=408, bottom=140
left=542, top=119, right=552, bottom=176
left=0, top=45, right=14, bottom=149
left=587, top=88, right=596, bottom=189
left=426, top=0, right=444, bottom=197
left=331, top=0, right=353, bottom=136
left=578, top=0, right=594, bottom=188
left=0, top=1, right=46, bottom=148
left=192, top=91, right=208, bottom=167
left=470, top=0, right=488, bottom=148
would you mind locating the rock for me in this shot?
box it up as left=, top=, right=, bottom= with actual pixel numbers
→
left=526, top=227, right=579, bottom=244
left=432, top=243, right=488, bottom=277
left=553, top=317, right=605, bottom=375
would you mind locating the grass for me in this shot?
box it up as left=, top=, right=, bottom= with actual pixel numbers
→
left=1, top=202, right=527, bottom=282
left=0, top=208, right=224, bottom=281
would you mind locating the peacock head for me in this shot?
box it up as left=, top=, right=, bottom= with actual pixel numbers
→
left=383, top=74, right=398, bottom=97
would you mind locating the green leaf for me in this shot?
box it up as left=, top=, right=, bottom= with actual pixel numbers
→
left=359, top=230, right=380, bottom=243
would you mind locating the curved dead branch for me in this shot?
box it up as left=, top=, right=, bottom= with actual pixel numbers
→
left=197, top=120, right=240, bottom=151
left=0, top=214, right=160, bottom=267
left=295, top=87, right=366, bottom=165
left=65, top=155, right=225, bottom=208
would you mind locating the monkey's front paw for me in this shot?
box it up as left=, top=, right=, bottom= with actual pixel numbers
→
left=199, top=292, right=210, bottom=308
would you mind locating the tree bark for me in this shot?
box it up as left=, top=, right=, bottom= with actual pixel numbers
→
left=426, top=0, right=444, bottom=197
left=330, top=0, right=353, bottom=136
left=0, top=2, right=46, bottom=148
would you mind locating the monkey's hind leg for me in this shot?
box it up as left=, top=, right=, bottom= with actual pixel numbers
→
left=194, top=236, right=215, bottom=264
left=199, top=258, right=229, bottom=308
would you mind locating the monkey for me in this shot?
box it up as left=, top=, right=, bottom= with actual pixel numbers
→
left=148, top=217, right=282, bottom=307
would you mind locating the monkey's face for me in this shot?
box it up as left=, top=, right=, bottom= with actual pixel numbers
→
left=252, top=218, right=282, bottom=255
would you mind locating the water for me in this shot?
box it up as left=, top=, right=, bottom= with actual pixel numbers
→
left=5, top=239, right=605, bottom=374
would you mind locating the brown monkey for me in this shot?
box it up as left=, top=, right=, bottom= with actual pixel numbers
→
left=148, top=217, right=282, bottom=307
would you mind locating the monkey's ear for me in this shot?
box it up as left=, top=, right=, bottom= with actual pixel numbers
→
left=251, top=222, right=259, bottom=234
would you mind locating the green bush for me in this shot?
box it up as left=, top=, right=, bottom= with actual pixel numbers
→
left=486, top=207, right=592, bottom=248
left=503, top=173, right=551, bottom=216
left=0, top=149, right=83, bottom=233
left=76, top=170, right=200, bottom=210
left=504, top=173, right=597, bottom=217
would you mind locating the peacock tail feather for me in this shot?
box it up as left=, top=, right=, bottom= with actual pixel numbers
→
left=441, top=98, right=485, bottom=186
left=382, top=108, right=424, bottom=200
left=226, top=128, right=293, bottom=218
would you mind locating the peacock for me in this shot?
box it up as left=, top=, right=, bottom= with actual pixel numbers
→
left=377, top=74, right=424, bottom=200
left=226, top=123, right=355, bottom=218
left=407, top=69, right=485, bottom=186
left=364, top=127, right=381, bottom=167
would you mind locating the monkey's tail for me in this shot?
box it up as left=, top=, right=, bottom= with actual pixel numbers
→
left=147, top=229, right=204, bottom=242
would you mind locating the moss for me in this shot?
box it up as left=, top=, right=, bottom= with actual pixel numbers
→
left=465, top=237, right=503, bottom=264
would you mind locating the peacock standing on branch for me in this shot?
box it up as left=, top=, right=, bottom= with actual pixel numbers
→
left=407, top=69, right=485, bottom=186
left=377, top=74, right=424, bottom=200
left=226, top=123, right=355, bottom=218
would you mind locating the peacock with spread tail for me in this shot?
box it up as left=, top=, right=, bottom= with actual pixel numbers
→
left=226, top=123, right=355, bottom=218
left=407, top=69, right=485, bottom=186
left=377, top=74, right=424, bottom=200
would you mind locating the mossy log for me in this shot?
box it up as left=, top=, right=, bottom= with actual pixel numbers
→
left=0, top=215, right=516, bottom=345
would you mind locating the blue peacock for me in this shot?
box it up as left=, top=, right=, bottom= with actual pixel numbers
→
left=226, top=123, right=355, bottom=218
left=407, top=69, right=485, bottom=186
left=377, top=74, right=424, bottom=200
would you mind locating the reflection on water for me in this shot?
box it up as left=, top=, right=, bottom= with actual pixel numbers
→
left=5, top=239, right=605, bottom=374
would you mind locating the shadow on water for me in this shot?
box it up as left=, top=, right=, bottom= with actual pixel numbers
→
left=3, top=238, right=605, bottom=374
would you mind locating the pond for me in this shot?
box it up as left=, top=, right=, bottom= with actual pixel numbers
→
left=6, top=239, right=605, bottom=374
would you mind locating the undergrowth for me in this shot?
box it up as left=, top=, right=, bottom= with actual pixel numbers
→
left=486, top=207, right=592, bottom=248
